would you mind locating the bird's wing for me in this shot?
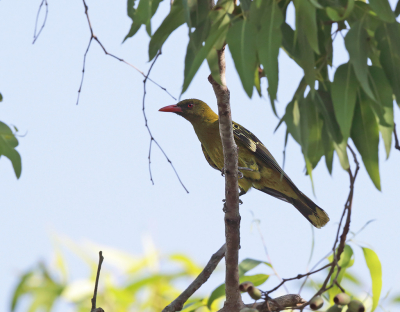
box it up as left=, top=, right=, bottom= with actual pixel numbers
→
left=232, top=122, right=298, bottom=189
left=201, top=144, right=220, bottom=171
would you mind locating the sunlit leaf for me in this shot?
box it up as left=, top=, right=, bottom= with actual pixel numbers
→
left=333, top=139, right=350, bottom=170
left=345, top=21, right=375, bottom=101
left=328, top=245, right=354, bottom=302
left=206, top=48, right=222, bottom=85
left=369, top=0, right=395, bottom=23
left=375, top=22, right=400, bottom=107
left=256, top=0, right=283, bottom=112
left=207, top=274, right=269, bottom=309
left=351, top=96, right=381, bottom=190
left=362, top=247, right=382, bottom=311
left=227, top=20, right=258, bottom=97
left=238, top=258, right=271, bottom=276
left=331, top=63, right=358, bottom=141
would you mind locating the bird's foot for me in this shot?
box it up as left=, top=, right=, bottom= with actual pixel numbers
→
left=222, top=198, right=243, bottom=208
left=221, top=166, right=254, bottom=179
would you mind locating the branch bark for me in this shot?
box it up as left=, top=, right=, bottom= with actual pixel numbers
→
left=244, top=294, right=306, bottom=312
left=162, top=244, right=226, bottom=312
left=208, top=47, right=243, bottom=311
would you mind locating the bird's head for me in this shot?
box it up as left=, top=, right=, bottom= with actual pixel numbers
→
left=159, top=99, right=218, bottom=124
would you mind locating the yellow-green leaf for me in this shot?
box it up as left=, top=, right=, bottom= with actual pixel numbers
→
left=362, top=247, right=382, bottom=311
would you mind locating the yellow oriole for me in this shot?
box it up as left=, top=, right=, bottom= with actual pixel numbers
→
left=159, top=99, right=329, bottom=228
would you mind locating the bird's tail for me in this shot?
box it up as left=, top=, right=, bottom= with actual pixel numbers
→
left=257, top=187, right=329, bottom=228
left=291, top=192, right=330, bottom=228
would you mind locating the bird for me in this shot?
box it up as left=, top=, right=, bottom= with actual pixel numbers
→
left=159, top=99, right=329, bottom=228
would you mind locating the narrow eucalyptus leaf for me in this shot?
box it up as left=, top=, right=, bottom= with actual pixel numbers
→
left=149, top=0, right=185, bottom=60
left=362, top=248, right=382, bottom=311
left=351, top=99, right=381, bottom=190
left=227, top=20, right=258, bottom=98
left=375, top=22, right=400, bottom=107
left=331, top=63, right=358, bottom=141
left=369, top=0, right=395, bottom=23
left=345, top=21, right=375, bottom=101
left=256, top=0, right=283, bottom=112
left=294, top=0, right=319, bottom=54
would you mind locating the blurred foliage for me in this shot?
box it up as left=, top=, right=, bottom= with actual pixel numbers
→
left=124, top=0, right=400, bottom=189
left=11, top=238, right=400, bottom=312
left=0, top=120, right=22, bottom=179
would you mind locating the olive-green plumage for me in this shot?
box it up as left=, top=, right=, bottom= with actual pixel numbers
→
left=159, top=99, right=330, bottom=228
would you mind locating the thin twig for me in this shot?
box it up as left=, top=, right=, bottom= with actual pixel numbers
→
left=78, top=0, right=187, bottom=193
left=77, top=0, right=176, bottom=106
left=162, top=244, right=226, bottom=312
left=394, top=122, right=400, bottom=151
left=261, top=145, right=360, bottom=311
left=142, top=50, right=189, bottom=192
left=91, top=251, right=104, bottom=312
left=33, top=0, right=48, bottom=44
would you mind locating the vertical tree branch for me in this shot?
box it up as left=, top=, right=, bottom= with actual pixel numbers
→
left=208, top=46, right=243, bottom=311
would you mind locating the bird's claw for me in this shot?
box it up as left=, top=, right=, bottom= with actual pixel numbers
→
left=221, top=166, right=253, bottom=179
left=222, top=198, right=243, bottom=206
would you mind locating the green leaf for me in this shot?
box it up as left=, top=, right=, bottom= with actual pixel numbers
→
left=256, top=0, right=283, bottom=112
left=326, top=0, right=355, bottom=21
left=298, top=29, right=315, bottom=90
left=206, top=48, right=222, bottom=85
left=375, top=22, right=400, bottom=107
left=322, top=122, right=334, bottom=174
left=294, top=0, right=319, bottom=54
left=315, top=90, right=342, bottom=144
left=368, top=66, right=394, bottom=158
left=238, top=258, right=271, bottom=276
left=396, top=0, right=400, bottom=17
left=207, top=274, right=269, bottom=308
left=148, top=0, right=186, bottom=60
left=351, top=96, right=380, bottom=190
left=182, top=1, right=234, bottom=93
left=331, top=63, right=358, bottom=141
left=328, top=245, right=354, bottom=302
left=227, top=20, right=258, bottom=98
left=333, top=139, right=350, bottom=170
left=369, top=0, right=395, bottom=23
left=127, top=0, right=136, bottom=19
left=0, top=121, right=21, bottom=178
left=0, top=92, right=3, bottom=102
left=124, top=0, right=163, bottom=40
left=281, top=23, right=301, bottom=62
left=300, top=93, right=324, bottom=170
left=362, top=248, right=382, bottom=311
left=345, top=21, right=376, bottom=101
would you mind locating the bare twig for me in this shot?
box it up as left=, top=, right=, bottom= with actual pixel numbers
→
left=78, top=0, right=187, bottom=192
left=91, top=251, right=104, bottom=312
left=394, top=122, right=400, bottom=151
left=162, top=244, right=226, bottom=312
left=142, top=50, right=189, bottom=193
left=208, top=46, right=242, bottom=311
left=77, top=0, right=176, bottom=105
left=33, top=0, right=48, bottom=44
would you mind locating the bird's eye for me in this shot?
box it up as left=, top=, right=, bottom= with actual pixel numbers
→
left=187, top=103, right=194, bottom=108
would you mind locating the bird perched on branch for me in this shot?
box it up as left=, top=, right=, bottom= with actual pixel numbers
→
left=159, top=99, right=329, bottom=228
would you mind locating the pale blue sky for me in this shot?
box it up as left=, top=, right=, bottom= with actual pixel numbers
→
left=1, top=1, right=399, bottom=311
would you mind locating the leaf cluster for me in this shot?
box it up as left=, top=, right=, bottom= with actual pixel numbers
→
left=124, top=0, right=400, bottom=189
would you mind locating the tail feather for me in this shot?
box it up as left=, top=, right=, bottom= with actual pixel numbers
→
left=257, top=187, right=330, bottom=228
left=292, top=192, right=330, bottom=228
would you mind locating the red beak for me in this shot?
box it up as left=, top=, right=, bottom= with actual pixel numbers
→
left=159, top=104, right=183, bottom=113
